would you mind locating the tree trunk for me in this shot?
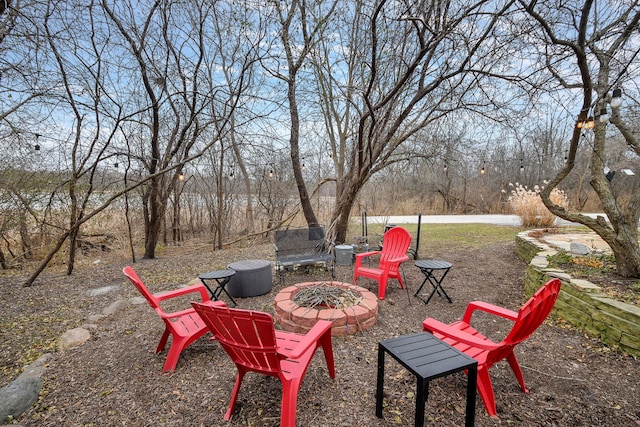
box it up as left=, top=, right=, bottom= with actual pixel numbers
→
left=144, top=176, right=163, bottom=259
left=288, top=76, right=319, bottom=228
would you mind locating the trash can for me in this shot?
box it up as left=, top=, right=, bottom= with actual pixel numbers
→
left=335, top=245, right=353, bottom=266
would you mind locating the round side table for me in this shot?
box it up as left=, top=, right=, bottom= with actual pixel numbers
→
left=227, top=259, right=273, bottom=298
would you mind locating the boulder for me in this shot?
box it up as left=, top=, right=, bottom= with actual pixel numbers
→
left=57, top=327, right=91, bottom=352
left=570, top=242, right=591, bottom=255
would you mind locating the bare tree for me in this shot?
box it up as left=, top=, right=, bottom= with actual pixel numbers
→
left=264, top=0, right=339, bottom=229
left=311, top=0, right=518, bottom=242
left=520, top=0, right=640, bottom=277
left=101, top=0, right=251, bottom=259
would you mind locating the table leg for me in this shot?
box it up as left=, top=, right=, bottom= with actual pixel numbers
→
left=200, top=281, right=217, bottom=300
left=215, top=278, right=237, bottom=307
left=414, top=276, right=429, bottom=297
left=465, top=364, right=477, bottom=427
left=433, top=269, right=452, bottom=303
left=417, top=269, right=452, bottom=304
left=375, top=345, right=385, bottom=418
left=415, top=377, right=427, bottom=427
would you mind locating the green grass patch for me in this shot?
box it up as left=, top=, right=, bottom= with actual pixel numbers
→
left=347, top=222, right=523, bottom=250
left=422, top=223, right=523, bottom=247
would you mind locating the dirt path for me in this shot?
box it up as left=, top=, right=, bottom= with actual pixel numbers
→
left=1, top=239, right=639, bottom=426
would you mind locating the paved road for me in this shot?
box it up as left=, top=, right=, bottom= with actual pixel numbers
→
left=365, top=213, right=612, bottom=227
left=365, top=214, right=522, bottom=226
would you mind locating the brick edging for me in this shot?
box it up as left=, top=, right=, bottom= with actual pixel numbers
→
left=274, top=281, right=378, bottom=336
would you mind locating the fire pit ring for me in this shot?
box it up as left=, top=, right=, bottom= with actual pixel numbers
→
left=274, top=281, right=378, bottom=336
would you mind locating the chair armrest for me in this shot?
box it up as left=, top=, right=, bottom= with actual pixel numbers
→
left=155, top=283, right=211, bottom=303
left=422, top=318, right=499, bottom=350
left=157, top=307, right=198, bottom=320
left=355, top=250, right=380, bottom=259
left=462, top=301, right=518, bottom=324
left=278, top=320, right=333, bottom=360
left=386, top=255, right=410, bottom=264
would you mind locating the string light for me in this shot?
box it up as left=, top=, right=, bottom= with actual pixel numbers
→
left=610, top=88, right=622, bottom=108
left=599, top=107, right=609, bottom=123
left=178, top=172, right=185, bottom=181
left=520, top=159, right=524, bottom=172
left=34, top=133, right=41, bottom=151
left=480, top=160, right=485, bottom=174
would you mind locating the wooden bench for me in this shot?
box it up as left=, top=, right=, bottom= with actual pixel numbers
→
left=274, top=226, right=334, bottom=284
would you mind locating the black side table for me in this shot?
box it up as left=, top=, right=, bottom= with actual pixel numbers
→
left=199, top=269, right=237, bottom=307
left=414, top=259, right=453, bottom=304
left=376, top=332, right=478, bottom=427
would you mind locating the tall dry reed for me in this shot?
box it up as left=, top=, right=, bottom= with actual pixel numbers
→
left=507, top=182, right=569, bottom=227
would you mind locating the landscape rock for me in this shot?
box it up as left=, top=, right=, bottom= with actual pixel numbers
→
left=570, top=241, right=591, bottom=255
left=0, top=354, right=51, bottom=423
left=87, top=313, right=107, bottom=322
left=129, top=296, right=146, bottom=305
left=57, top=327, right=91, bottom=352
left=102, top=299, right=129, bottom=315
left=87, top=285, right=120, bottom=297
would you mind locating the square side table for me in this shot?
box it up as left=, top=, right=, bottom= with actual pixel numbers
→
left=376, top=332, right=477, bottom=427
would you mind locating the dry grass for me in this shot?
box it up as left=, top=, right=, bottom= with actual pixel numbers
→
left=507, top=182, right=569, bottom=227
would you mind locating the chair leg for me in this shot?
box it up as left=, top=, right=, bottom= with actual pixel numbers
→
left=162, top=335, right=188, bottom=373
left=378, top=272, right=390, bottom=299
left=476, top=365, right=499, bottom=417
left=505, top=351, right=529, bottom=393
left=156, top=329, right=170, bottom=353
left=225, top=367, right=247, bottom=420
left=280, top=379, right=302, bottom=427
left=320, top=333, right=336, bottom=378
left=377, top=279, right=386, bottom=299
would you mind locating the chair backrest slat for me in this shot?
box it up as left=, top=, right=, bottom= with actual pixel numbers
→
left=123, top=266, right=160, bottom=310
left=192, top=302, right=282, bottom=374
left=503, top=278, right=561, bottom=346
left=379, top=227, right=412, bottom=266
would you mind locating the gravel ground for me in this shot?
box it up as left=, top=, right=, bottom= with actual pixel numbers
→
left=1, top=236, right=639, bottom=426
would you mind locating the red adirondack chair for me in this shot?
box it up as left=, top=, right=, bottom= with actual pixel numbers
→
left=191, top=301, right=335, bottom=427
left=123, top=266, right=211, bottom=372
left=422, top=278, right=562, bottom=417
left=353, top=226, right=411, bottom=299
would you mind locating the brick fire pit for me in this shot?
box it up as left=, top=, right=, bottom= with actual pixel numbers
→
left=274, top=281, right=378, bottom=336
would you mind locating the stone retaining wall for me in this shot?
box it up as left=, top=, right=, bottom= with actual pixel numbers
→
left=516, top=231, right=640, bottom=357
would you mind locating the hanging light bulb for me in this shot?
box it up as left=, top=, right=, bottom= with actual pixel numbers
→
left=520, top=159, right=524, bottom=172
left=178, top=172, right=185, bottom=181
left=480, top=160, right=486, bottom=174
left=34, top=133, right=41, bottom=151
left=302, top=163, right=306, bottom=171
left=576, top=114, right=583, bottom=129
left=610, top=88, right=622, bottom=108
left=269, top=168, right=274, bottom=178
left=443, top=162, right=447, bottom=172
left=584, top=116, right=595, bottom=129
left=599, top=107, right=609, bottom=123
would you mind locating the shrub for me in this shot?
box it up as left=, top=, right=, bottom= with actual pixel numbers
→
left=508, top=182, right=569, bottom=227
